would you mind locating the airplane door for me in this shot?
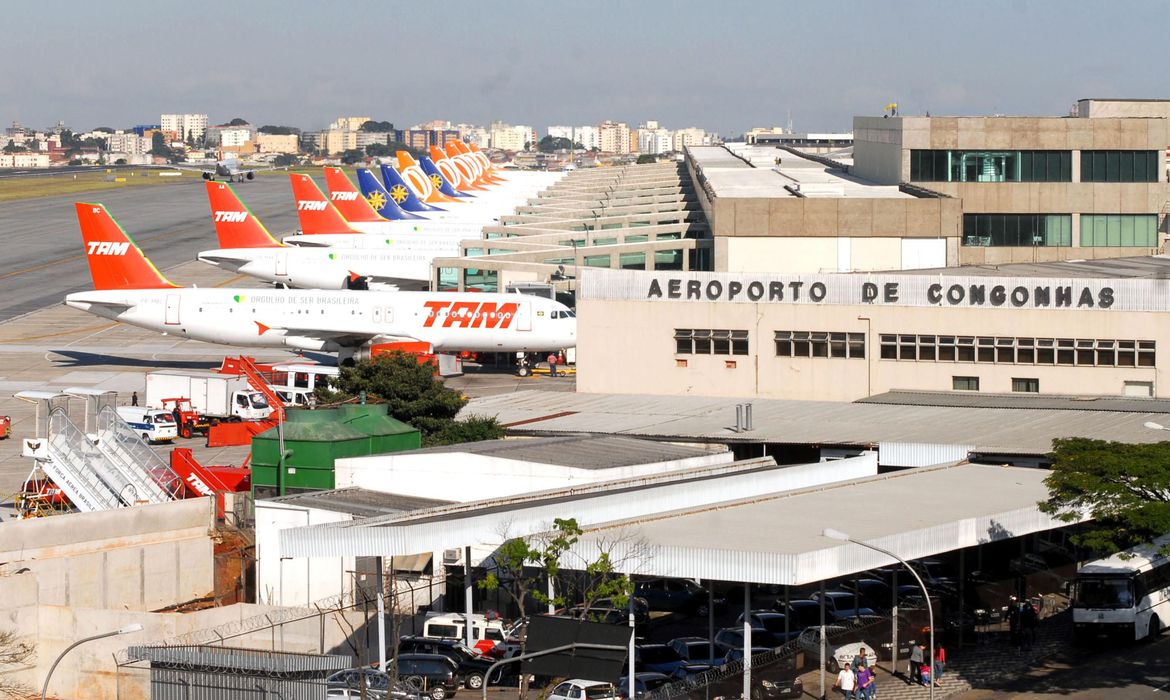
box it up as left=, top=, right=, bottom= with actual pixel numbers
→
left=276, top=250, right=288, bottom=276
left=373, top=306, right=382, bottom=324
left=165, top=294, right=180, bottom=325
left=517, top=302, right=532, bottom=331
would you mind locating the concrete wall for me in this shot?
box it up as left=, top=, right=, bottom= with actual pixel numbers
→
left=254, top=501, right=354, bottom=608
left=576, top=297, right=1165, bottom=401
left=334, top=449, right=734, bottom=502
left=1077, top=99, right=1170, bottom=119
left=0, top=498, right=215, bottom=612
left=721, top=237, right=947, bottom=273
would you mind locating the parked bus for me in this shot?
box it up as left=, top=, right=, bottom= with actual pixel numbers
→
left=1072, top=534, right=1170, bottom=643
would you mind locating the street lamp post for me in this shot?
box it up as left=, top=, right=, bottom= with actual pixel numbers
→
left=823, top=528, right=934, bottom=700
left=41, top=623, right=144, bottom=700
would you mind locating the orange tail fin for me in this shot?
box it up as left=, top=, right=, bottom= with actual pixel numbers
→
left=288, top=174, right=361, bottom=235
left=75, top=202, right=178, bottom=290
left=446, top=142, right=491, bottom=188
left=205, top=181, right=281, bottom=248
left=322, top=167, right=386, bottom=223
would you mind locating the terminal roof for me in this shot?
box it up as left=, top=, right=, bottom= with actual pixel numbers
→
left=689, top=145, right=910, bottom=199
left=860, top=390, right=1170, bottom=413
left=899, top=255, right=1170, bottom=279
left=265, top=487, right=452, bottom=518
left=388, top=434, right=725, bottom=470
left=466, top=390, right=1170, bottom=455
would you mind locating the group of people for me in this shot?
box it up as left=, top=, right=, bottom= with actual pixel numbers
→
left=1007, top=596, right=1040, bottom=649
left=833, top=644, right=946, bottom=699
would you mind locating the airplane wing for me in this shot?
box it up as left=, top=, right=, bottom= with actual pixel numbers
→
left=260, top=321, right=420, bottom=348
left=164, top=164, right=214, bottom=174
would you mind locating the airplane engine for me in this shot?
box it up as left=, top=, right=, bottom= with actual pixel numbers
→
left=246, top=171, right=255, bottom=180
left=202, top=172, right=212, bottom=180
left=345, top=340, right=434, bottom=365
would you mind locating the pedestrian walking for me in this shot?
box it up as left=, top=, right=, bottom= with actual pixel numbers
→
left=547, top=352, right=558, bottom=377
left=851, top=647, right=869, bottom=672
left=131, top=391, right=139, bottom=407
left=932, top=644, right=946, bottom=686
left=1021, top=600, right=1038, bottom=650
left=1008, top=596, right=1022, bottom=647
left=833, top=664, right=856, bottom=699
left=856, top=662, right=875, bottom=700
left=909, top=643, right=924, bottom=685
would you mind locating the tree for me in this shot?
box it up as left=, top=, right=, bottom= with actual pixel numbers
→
left=186, top=129, right=195, bottom=147
left=273, top=153, right=300, bottom=167
left=2, top=141, right=25, bottom=153
left=1041, top=438, right=1170, bottom=556
left=339, top=148, right=367, bottom=165
left=114, top=158, right=128, bottom=165
left=227, top=117, right=249, bottom=126
left=538, top=136, right=573, bottom=153
left=319, top=351, right=505, bottom=446
left=0, top=628, right=35, bottom=699
left=636, top=154, right=657, bottom=164
left=93, top=126, right=115, bottom=133
left=359, top=120, right=395, bottom=133
left=259, top=125, right=300, bottom=135
left=149, top=131, right=171, bottom=157
left=365, top=142, right=392, bottom=158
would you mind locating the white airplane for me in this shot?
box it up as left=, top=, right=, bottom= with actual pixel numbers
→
left=197, top=181, right=465, bottom=291
left=171, top=152, right=270, bottom=182
left=65, top=202, right=577, bottom=364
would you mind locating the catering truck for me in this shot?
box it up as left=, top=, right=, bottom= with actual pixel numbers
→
left=144, top=370, right=273, bottom=422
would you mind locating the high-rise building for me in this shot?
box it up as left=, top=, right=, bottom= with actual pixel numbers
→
left=574, top=126, right=600, bottom=151
left=160, top=114, right=208, bottom=143
left=599, top=121, right=632, bottom=154
left=672, top=127, right=709, bottom=152
left=489, top=122, right=535, bottom=152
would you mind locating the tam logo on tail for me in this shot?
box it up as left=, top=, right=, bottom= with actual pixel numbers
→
left=86, top=241, right=130, bottom=256
left=297, top=200, right=328, bottom=211
left=330, top=191, right=358, bottom=201
left=213, top=211, right=248, bottom=223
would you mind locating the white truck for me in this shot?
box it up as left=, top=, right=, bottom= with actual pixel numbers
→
left=144, top=370, right=273, bottom=422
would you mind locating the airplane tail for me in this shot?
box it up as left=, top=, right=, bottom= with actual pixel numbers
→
left=421, top=154, right=473, bottom=198
left=322, top=167, right=390, bottom=223
left=397, top=151, right=461, bottom=203
left=355, top=168, right=426, bottom=220
left=379, top=163, right=442, bottom=212
left=467, top=142, right=505, bottom=182
left=204, top=181, right=281, bottom=248
left=75, top=202, right=178, bottom=290
left=445, top=142, right=493, bottom=188
left=288, top=173, right=361, bottom=235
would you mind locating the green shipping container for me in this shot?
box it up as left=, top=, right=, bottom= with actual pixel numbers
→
left=251, top=405, right=420, bottom=497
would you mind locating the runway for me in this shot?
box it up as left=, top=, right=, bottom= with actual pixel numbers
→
left=0, top=174, right=303, bottom=321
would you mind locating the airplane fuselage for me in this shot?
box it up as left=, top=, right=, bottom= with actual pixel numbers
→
left=65, top=288, right=576, bottom=356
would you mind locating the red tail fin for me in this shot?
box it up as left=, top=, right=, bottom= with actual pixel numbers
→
left=205, top=181, right=281, bottom=248
left=75, top=202, right=178, bottom=290
left=288, top=174, right=360, bottom=235
left=322, top=167, right=385, bottom=223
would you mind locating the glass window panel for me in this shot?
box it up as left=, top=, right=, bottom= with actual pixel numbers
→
left=1107, top=151, right=1120, bottom=181
left=1018, top=347, right=1035, bottom=363
left=1012, top=378, right=1039, bottom=393
left=1120, top=151, right=1134, bottom=182
left=1121, top=216, right=1135, bottom=246
left=938, top=345, right=957, bottom=361
left=953, top=376, right=979, bottom=391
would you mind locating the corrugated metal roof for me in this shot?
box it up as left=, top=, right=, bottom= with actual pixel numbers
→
left=461, top=390, right=1170, bottom=455
left=898, top=255, right=1170, bottom=280
left=566, top=462, right=1063, bottom=586
left=265, top=487, right=452, bottom=518
left=388, top=435, right=727, bottom=470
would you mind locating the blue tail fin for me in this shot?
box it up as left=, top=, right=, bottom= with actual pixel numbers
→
left=421, top=157, right=473, bottom=198
left=379, top=164, right=443, bottom=212
left=356, top=168, right=425, bottom=220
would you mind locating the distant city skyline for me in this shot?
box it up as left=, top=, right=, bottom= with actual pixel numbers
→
left=2, top=0, right=1166, bottom=136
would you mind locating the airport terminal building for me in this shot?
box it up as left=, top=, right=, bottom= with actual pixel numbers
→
left=576, top=259, right=1170, bottom=401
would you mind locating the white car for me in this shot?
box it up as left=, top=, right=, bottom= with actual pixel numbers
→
left=797, top=626, right=876, bottom=673
left=546, top=679, right=618, bottom=700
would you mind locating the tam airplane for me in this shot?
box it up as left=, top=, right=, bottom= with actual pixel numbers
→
left=65, top=203, right=577, bottom=363
left=282, top=172, right=486, bottom=247
left=197, top=181, right=464, bottom=290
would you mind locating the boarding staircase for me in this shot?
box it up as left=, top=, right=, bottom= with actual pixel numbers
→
left=94, top=405, right=184, bottom=502
left=43, top=408, right=124, bottom=512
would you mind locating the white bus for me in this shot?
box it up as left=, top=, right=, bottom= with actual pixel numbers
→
left=1072, top=534, right=1170, bottom=643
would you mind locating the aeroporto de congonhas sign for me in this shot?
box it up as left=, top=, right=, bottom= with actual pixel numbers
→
left=579, top=269, right=1170, bottom=312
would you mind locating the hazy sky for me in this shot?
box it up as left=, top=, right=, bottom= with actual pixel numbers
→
left=3, top=0, right=1166, bottom=136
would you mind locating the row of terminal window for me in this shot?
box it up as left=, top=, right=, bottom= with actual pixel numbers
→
left=910, top=149, right=1160, bottom=183
left=961, top=213, right=1158, bottom=248
left=676, top=329, right=1157, bottom=369
left=952, top=377, right=1039, bottom=393
left=879, top=334, right=1155, bottom=367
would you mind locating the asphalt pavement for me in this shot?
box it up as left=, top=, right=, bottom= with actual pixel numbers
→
left=0, top=173, right=304, bottom=321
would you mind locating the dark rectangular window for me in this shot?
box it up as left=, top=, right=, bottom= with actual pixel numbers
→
left=953, top=376, right=980, bottom=391
left=877, top=334, right=1154, bottom=368
left=677, top=329, right=748, bottom=356
left=911, top=150, right=1071, bottom=182
left=776, top=330, right=864, bottom=359
left=962, top=214, right=1071, bottom=247
left=1012, top=378, right=1040, bottom=393
left=1081, top=150, right=1159, bottom=182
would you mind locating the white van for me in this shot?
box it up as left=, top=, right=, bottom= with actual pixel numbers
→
left=116, top=406, right=179, bottom=443
left=273, top=387, right=317, bottom=409
left=421, top=613, right=507, bottom=656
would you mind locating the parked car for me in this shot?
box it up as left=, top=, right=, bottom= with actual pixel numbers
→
left=634, top=643, right=688, bottom=676
left=714, top=649, right=803, bottom=700
left=772, top=599, right=824, bottom=630
left=325, top=669, right=423, bottom=700
left=397, top=636, right=502, bottom=689
left=566, top=597, right=650, bottom=625
left=634, top=578, right=725, bottom=616
left=546, top=679, right=618, bottom=700
left=736, top=611, right=801, bottom=642
left=837, top=578, right=894, bottom=612
left=796, top=626, right=876, bottom=674
left=668, top=637, right=724, bottom=666
left=615, top=672, right=672, bottom=700
left=809, top=591, right=875, bottom=620
left=391, top=654, right=461, bottom=700
left=712, top=626, right=781, bottom=655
